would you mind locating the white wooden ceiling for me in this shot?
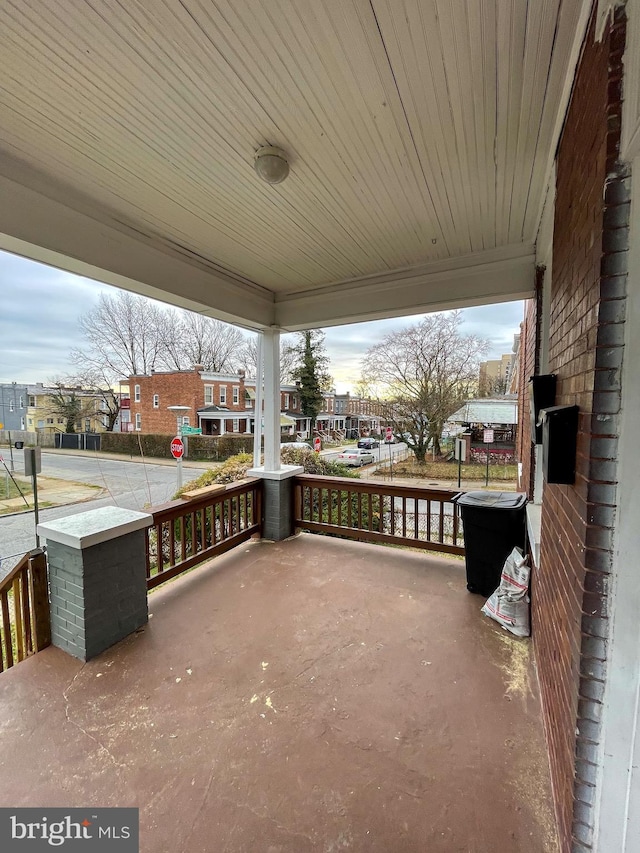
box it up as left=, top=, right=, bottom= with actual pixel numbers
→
left=0, top=0, right=590, bottom=329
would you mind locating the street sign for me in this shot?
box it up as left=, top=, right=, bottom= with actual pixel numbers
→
left=181, top=426, right=202, bottom=435
left=170, top=436, right=184, bottom=459
left=454, top=438, right=467, bottom=461
left=483, top=429, right=495, bottom=444
left=385, top=426, right=394, bottom=443
left=313, top=437, right=321, bottom=453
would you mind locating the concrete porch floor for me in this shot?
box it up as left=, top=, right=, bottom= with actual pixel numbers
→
left=0, top=533, right=557, bottom=852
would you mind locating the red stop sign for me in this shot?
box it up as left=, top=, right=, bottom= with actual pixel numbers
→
left=313, top=437, right=321, bottom=452
left=170, top=436, right=184, bottom=459
left=385, top=426, right=393, bottom=442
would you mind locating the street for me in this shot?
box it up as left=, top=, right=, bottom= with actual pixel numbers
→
left=0, top=451, right=211, bottom=575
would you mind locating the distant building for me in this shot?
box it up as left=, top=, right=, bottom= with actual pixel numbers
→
left=478, top=335, right=520, bottom=396
left=0, top=382, right=29, bottom=432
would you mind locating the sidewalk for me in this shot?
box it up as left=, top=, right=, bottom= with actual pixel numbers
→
left=0, top=477, right=103, bottom=515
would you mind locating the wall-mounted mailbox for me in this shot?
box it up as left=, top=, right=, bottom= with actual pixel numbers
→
left=529, top=374, right=557, bottom=444
left=540, top=404, right=579, bottom=485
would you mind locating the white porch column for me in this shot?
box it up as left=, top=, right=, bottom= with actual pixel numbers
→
left=252, top=334, right=263, bottom=469
left=248, top=327, right=303, bottom=541
left=262, top=327, right=280, bottom=471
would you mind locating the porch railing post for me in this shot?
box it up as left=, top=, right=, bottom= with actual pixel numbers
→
left=28, top=549, right=51, bottom=652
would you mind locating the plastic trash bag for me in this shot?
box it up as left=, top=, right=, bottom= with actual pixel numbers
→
left=481, top=547, right=531, bottom=637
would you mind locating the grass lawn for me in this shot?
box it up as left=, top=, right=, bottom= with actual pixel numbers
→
left=389, top=457, right=518, bottom=482
left=0, top=474, right=32, bottom=502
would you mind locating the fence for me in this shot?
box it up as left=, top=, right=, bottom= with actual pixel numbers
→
left=0, top=550, right=50, bottom=672
left=293, top=475, right=465, bottom=556
left=146, top=479, right=263, bottom=589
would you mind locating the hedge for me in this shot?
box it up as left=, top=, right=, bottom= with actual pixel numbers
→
left=99, top=432, right=255, bottom=461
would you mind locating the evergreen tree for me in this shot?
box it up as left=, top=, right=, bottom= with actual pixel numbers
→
left=290, top=331, right=332, bottom=423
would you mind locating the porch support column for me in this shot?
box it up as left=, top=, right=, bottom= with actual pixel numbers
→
left=263, top=327, right=280, bottom=471
left=248, top=327, right=303, bottom=540
left=38, top=506, right=152, bottom=661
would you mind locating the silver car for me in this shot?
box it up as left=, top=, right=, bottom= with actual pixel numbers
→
left=337, top=448, right=375, bottom=467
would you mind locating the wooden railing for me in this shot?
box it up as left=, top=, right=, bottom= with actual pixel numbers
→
left=293, top=475, right=465, bottom=556
left=0, top=550, right=51, bottom=672
left=146, top=479, right=263, bottom=590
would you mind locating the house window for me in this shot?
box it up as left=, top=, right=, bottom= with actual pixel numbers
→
left=57, top=418, right=64, bottom=424
left=9, top=400, right=14, bottom=412
left=204, top=385, right=213, bottom=405
left=135, top=413, right=141, bottom=431
left=284, top=393, right=290, bottom=409
left=134, top=384, right=141, bottom=402
left=233, top=386, right=239, bottom=405
left=182, top=416, right=190, bottom=426
left=232, top=418, right=239, bottom=432
left=28, top=418, right=33, bottom=426
left=19, top=396, right=24, bottom=409
left=219, top=386, right=227, bottom=405
left=292, top=395, right=297, bottom=408
left=85, top=418, right=91, bottom=432
left=46, top=418, right=53, bottom=424
left=20, top=417, right=24, bottom=429
left=28, top=396, right=36, bottom=407
left=153, top=394, right=159, bottom=408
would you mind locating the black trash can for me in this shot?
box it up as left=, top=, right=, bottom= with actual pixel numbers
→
left=453, top=491, right=527, bottom=596
left=14, top=441, right=24, bottom=449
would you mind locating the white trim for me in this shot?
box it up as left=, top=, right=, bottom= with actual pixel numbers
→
left=262, top=329, right=281, bottom=471
left=38, top=506, right=152, bottom=549
left=247, top=464, right=303, bottom=481
left=593, top=156, right=640, bottom=851
left=0, top=158, right=274, bottom=331
left=275, top=244, right=536, bottom=330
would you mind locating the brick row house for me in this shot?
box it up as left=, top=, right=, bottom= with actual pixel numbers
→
left=128, top=366, right=369, bottom=439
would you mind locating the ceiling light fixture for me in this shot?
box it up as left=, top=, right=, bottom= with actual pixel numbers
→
left=254, top=146, right=290, bottom=184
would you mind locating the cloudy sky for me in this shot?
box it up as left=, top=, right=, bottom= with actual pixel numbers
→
left=1, top=250, right=524, bottom=392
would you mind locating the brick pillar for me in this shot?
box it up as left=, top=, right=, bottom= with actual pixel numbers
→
left=247, top=464, right=303, bottom=540
left=38, top=507, right=153, bottom=661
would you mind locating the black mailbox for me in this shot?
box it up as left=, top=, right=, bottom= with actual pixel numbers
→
left=529, top=374, right=557, bottom=444
left=540, top=404, right=579, bottom=484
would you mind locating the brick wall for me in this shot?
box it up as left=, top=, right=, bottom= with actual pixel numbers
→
left=517, top=299, right=538, bottom=498
left=528, top=8, right=629, bottom=852
left=130, top=368, right=246, bottom=434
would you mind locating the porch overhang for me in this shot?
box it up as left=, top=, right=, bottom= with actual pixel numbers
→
left=0, top=0, right=591, bottom=330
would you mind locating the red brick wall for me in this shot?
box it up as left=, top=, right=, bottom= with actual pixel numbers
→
left=130, top=369, right=246, bottom=434
left=529, top=8, right=628, bottom=852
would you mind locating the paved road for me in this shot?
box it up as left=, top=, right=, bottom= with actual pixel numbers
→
left=0, top=451, right=210, bottom=574
left=323, top=442, right=410, bottom=466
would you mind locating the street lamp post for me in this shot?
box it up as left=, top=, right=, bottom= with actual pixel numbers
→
left=167, top=405, right=191, bottom=491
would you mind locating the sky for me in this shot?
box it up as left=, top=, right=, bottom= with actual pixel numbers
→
left=0, top=250, right=524, bottom=393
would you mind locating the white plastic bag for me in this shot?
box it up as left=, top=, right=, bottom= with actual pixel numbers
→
left=481, top=547, right=531, bottom=637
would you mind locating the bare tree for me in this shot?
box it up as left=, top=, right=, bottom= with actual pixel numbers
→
left=71, top=291, right=166, bottom=378
left=237, top=332, right=301, bottom=382
left=67, top=368, right=121, bottom=431
left=46, top=379, right=93, bottom=434
left=362, top=311, right=489, bottom=461
left=157, top=311, right=245, bottom=373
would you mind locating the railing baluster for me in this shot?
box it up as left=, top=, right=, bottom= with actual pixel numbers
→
left=291, top=475, right=464, bottom=557
left=1, top=590, right=13, bottom=669
left=12, top=578, right=24, bottom=662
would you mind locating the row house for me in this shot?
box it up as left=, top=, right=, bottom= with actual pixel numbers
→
left=18, top=383, right=110, bottom=434
left=128, top=368, right=312, bottom=439
left=317, top=392, right=384, bottom=439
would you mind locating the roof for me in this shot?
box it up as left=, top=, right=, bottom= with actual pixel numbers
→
left=448, top=398, right=518, bottom=425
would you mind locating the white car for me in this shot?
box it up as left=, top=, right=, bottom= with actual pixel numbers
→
left=337, top=448, right=375, bottom=467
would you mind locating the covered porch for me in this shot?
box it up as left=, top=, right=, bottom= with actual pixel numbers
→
left=0, top=533, right=556, bottom=852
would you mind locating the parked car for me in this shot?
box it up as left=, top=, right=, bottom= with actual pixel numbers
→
left=357, top=437, right=379, bottom=449
left=281, top=441, right=313, bottom=453
left=337, top=448, right=375, bottom=467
